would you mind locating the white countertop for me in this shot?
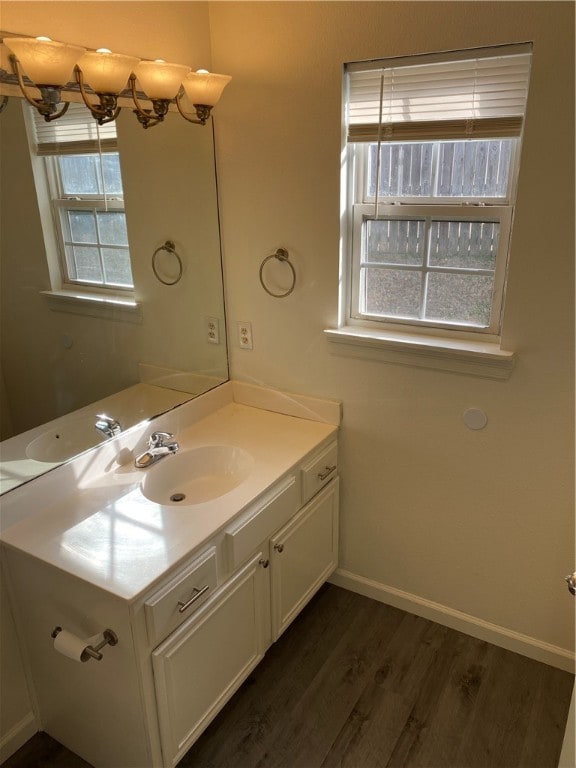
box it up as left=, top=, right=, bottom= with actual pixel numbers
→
left=0, top=402, right=337, bottom=602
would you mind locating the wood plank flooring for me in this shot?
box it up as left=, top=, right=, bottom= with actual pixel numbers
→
left=4, top=585, right=573, bottom=768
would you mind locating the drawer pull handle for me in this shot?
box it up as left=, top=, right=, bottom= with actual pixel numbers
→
left=259, top=558, right=270, bottom=569
left=317, top=464, right=337, bottom=481
left=177, top=584, right=210, bottom=613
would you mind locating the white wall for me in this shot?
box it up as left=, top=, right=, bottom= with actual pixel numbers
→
left=209, top=1, right=575, bottom=660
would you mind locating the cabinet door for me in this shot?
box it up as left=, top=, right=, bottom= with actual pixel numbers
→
left=152, top=553, right=270, bottom=767
left=270, top=478, right=339, bottom=641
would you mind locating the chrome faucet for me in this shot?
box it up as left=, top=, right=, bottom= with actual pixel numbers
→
left=95, top=414, right=122, bottom=439
left=134, top=431, right=179, bottom=468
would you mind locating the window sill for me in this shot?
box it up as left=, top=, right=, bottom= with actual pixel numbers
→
left=41, top=290, right=142, bottom=323
left=324, top=326, right=515, bottom=379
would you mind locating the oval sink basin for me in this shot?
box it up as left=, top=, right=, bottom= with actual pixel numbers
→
left=140, top=445, right=254, bottom=506
left=26, top=418, right=106, bottom=463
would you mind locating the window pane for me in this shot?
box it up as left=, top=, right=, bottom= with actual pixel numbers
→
left=102, top=153, right=123, bottom=195
left=429, top=221, right=499, bottom=270
left=366, top=219, right=425, bottom=266
left=97, top=211, right=128, bottom=246
left=59, top=155, right=101, bottom=195
left=68, top=245, right=103, bottom=283
left=425, top=273, right=493, bottom=326
left=102, top=248, right=134, bottom=287
left=58, top=153, right=124, bottom=197
left=362, top=268, right=422, bottom=318
left=368, top=143, right=433, bottom=197
left=436, top=140, right=513, bottom=197
left=68, top=210, right=97, bottom=244
left=366, top=139, right=514, bottom=200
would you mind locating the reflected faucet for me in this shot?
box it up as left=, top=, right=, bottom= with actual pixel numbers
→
left=95, top=414, right=122, bottom=439
left=135, top=431, right=179, bottom=469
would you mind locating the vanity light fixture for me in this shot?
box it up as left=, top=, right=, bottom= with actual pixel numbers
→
left=3, top=35, right=86, bottom=121
left=130, top=59, right=191, bottom=129
left=1, top=32, right=232, bottom=129
left=177, top=69, right=233, bottom=125
left=75, top=49, right=140, bottom=125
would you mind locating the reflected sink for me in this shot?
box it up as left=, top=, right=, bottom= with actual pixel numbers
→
left=140, top=445, right=254, bottom=506
left=26, top=418, right=106, bottom=463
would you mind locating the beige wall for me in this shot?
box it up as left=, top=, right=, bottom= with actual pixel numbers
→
left=209, top=1, right=575, bottom=653
left=0, top=2, right=212, bottom=68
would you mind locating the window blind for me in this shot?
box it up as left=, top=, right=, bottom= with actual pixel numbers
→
left=30, top=102, right=118, bottom=155
left=346, top=44, right=532, bottom=143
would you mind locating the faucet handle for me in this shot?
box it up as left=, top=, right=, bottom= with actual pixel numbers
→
left=96, top=414, right=118, bottom=427
left=149, top=431, right=173, bottom=447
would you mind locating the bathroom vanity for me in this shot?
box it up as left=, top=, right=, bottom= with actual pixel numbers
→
left=0, top=383, right=340, bottom=767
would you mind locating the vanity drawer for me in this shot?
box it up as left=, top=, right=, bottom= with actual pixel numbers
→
left=145, top=547, right=218, bottom=646
left=301, top=441, right=338, bottom=505
left=225, top=476, right=298, bottom=570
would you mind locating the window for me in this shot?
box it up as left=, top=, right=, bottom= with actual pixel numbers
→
left=25, top=102, right=134, bottom=295
left=337, top=44, right=532, bottom=353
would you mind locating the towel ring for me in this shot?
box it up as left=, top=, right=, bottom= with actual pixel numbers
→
left=259, top=248, right=296, bottom=298
left=152, top=240, right=183, bottom=286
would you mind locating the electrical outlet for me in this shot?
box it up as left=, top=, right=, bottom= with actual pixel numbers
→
left=237, top=321, right=253, bottom=349
left=205, top=316, right=220, bottom=345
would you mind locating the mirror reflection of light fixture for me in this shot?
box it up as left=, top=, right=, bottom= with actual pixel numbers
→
left=130, top=59, right=190, bottom=129
left=3, top=36, right=86, bottom=121
left=75, top=49, right=140, bottom=125
left=176, top=69, right=233, bottom=125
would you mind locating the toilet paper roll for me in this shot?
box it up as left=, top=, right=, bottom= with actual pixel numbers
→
left=53, top=630, right=101, bottom=662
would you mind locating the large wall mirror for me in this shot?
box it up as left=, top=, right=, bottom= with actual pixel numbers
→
left=0, top=95, right=228, bottom=494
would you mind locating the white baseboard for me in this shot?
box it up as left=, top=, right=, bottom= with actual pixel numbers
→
left=330, top=569, right=575, bottom=673
left=0, top=711, right=37, bottom=765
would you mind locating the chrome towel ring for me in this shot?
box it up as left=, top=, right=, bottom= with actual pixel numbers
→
left=259, top=247, right=296, bottom=298
left=152, top=240, right=183, bottom=285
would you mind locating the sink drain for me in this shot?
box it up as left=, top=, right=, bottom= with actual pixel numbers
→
left=170, top=493, right=186, bottom=503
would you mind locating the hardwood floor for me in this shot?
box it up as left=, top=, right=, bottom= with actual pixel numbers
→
left=4, top=585, right=573, bottom=768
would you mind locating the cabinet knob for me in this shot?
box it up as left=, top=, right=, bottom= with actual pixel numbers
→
left=273, top=543, right=284, bottom=553
left=259, top=558, right=269, bottom=569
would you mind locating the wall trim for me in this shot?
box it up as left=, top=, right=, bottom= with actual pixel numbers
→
left=330, top=568, right=575, bottom=673
left=0, top=711, right=37, bottom=765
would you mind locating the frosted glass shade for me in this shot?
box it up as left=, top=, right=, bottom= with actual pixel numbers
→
left=78, top=50, right=140, bottom=94
left=4, top=36, right=85, bottom=85
left=182, top=70, right=232, bottom=106
left=134, top=60, right=190, bottom=100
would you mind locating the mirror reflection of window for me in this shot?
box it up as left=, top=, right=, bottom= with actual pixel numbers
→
left=25, top=102, right=135, bottom=296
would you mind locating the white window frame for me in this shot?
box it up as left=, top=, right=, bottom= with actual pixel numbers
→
left=326, top=45, right=532, bottom=377
left=350, top=202, right=513, bottom=337
left=46, top=153, right=133, bottom=293
left=23, top=102, right=138, bottom=314
left=346, top=137, right=520, bottom=339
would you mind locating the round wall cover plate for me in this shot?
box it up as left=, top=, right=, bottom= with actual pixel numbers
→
left=463, top=408, right=488, bottom=430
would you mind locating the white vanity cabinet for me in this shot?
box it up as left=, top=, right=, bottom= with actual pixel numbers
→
left=149, top=442, right=339, bottom=768
left=270, top=479, right=339, bottom=641
left=2, top=429, right=339, bottom=768
left=152, top=552, right=271, bottom=767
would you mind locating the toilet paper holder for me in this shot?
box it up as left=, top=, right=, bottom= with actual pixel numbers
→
left=51, top=626, right=118, bottom=662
